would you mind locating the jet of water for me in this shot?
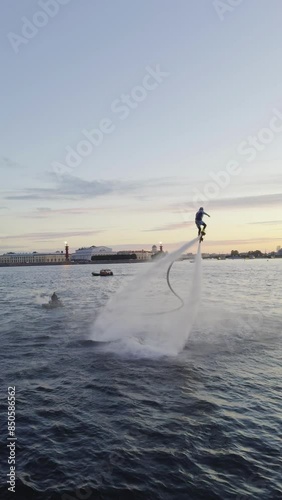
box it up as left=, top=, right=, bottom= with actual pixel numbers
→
left=90, top=237, right=202, bottom=357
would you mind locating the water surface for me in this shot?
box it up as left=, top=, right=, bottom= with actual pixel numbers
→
left=0, top=260, right=281, bottom=499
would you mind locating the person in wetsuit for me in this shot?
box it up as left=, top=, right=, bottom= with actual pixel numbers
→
left=51, top=292, right=59, bottom=303
left=195, top=207, right=210, bottom=236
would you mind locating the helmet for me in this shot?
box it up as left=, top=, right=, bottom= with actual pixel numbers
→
left=199, top=207, right=204, bottom=211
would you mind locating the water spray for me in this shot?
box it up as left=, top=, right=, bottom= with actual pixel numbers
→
left=91, top=236, right=202, bottom=354
left=161, top=235, right=202, bottom=314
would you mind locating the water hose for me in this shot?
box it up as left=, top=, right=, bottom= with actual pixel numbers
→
left=165, top=261, right=184, bottom=310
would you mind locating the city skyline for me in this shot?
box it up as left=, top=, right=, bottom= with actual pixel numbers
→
left=1, top=1, right=282, bottom=254
left=0, top=239, right=280, bottom=256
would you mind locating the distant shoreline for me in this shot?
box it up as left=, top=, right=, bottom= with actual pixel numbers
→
left=0, top=260, right=149, bottom=268
left=0, top=256, right=280, bottom=268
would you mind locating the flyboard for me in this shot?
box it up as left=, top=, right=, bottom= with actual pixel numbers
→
left=199, top=229, right=206, bottom=243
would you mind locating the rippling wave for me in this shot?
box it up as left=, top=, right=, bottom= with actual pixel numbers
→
left=0, top=260, right=281, bottom=499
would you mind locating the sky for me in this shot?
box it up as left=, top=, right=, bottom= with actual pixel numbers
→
left=1, top=0, right=282, bottom=254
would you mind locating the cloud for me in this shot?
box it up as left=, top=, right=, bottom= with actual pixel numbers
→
left=209, top=193, right=282, bottom=209
left=143, top=221, right=193, bottom=232
left=0, top=157, right=24, bottom=169
left=20, top=205, right=130, bottom=218
left=204, top=237, right=282, bottom=246
left=5, top=178, right=130, bottom=200
left=5, top=195, right=42, bottom=200
left=37, top=207, right=52, bottom=211
left=247, top=220, right=282, bottom=226
left=0, top=245, right=30, bottom=251
left=4, top=175, right=126, bottom=201
left=0, top=229, right=105, bottom=242
left=169, top=192, right=282, bottom=216
left=3, top=174, right=191, bottom=202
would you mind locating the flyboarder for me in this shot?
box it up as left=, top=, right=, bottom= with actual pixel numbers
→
left=51, top=292, right=59, bottom=303
left=195, top=207, right=210, bottom=237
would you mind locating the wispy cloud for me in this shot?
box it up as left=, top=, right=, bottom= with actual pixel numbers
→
left=20, top=206, right=125, bottom=218
left=0, top=157, right=24, bottom=169
left=1, top=229, right=105, bottom=242
left=143, top=221, right=193, bottom=232
left=205, top=237, right=282, bottom=246
left=4, top=177, right=118, bottom=201
left=0, top=245, right=30, bottom=250
left=3, top=174, right=191, bottom=202
left=168, top=192, right=282, bottom=215
left=243, top=174, right=282, bottom=188
left=209, top=193, right=282, bottom=209
left=247, top=220, right=282, bottom=226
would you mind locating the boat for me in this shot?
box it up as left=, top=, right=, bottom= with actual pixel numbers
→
left=92, top=269, right=113, bottom=276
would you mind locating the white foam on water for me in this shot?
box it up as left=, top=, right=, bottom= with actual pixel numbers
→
left=34, top=292, right=51, bottom=305
left=90, top=237, right=203, bottom=357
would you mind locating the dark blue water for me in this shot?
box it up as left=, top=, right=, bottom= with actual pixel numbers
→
left=0, top=260, right=281, bottom=500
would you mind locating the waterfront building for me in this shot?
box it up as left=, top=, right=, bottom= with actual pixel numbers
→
left=0, top=252, right=66, bottom=265
left=117, top=250, right=152, bottom=261
left=71, top=246, right=113, bottom=262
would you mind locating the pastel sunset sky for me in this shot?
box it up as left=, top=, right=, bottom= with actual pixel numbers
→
left=1, top=0, right=282, bottom=254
